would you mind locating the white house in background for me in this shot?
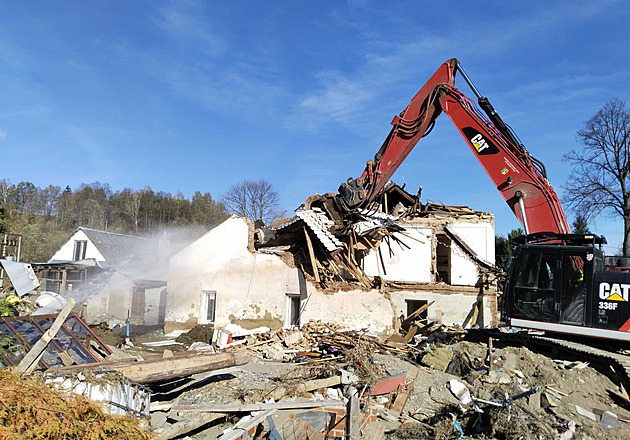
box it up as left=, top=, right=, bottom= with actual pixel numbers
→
left=164, top=197, right=497, bottom=335
left=35, top=227, right=171, bottom=327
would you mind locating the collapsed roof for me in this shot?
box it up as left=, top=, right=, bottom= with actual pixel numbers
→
left=256, top=183, right=499, bottom=291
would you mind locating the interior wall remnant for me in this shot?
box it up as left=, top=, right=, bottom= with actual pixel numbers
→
left=447, top=223, right=494, bottom=286
left=390, top=290, right=496, bottom=328
left=362, top=227, right=432, bottom=283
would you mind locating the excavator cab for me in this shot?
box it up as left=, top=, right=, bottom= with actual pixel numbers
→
left=502, top=234, right=630, bottom=342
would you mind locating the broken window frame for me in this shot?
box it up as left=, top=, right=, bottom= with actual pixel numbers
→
left=405, top=299, right=428, bottom=321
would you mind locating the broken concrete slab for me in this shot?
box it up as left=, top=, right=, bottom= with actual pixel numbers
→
left=601, top=410, right=622, bottom=429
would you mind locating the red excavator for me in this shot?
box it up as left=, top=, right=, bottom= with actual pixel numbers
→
left=336, top=58, right=630, bottom=343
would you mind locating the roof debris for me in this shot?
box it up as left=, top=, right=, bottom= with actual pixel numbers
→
left=256, top=183, right=499, bottom=291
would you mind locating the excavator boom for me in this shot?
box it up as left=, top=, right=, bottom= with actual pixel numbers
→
left=336, top=58, right=570, bottom=236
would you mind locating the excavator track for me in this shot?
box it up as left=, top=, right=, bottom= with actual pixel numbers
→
left=467, top=328, right=630, bottom=395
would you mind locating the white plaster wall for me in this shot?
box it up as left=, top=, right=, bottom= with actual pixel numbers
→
left=145, top=287, right=166, bottom=326
left=300, top=288, right=394, bottom=331
left=363, top=228, right=432, bottom=282
left=449, top=222, right=495, bottom=286
left=85, top=292, right=109, bottom=325
left=49, top=230, right=106, bottom=262
left=104, top=272, right=134, bottom=323
left=165, top=216, right=497, bottom=334
left=82, top=272, right=133, bottom=326
left=166, top=217, right=297, bottom=330
left=166, top=217, right=396, bottom=332
left=389, top=290, right=495, bottom=328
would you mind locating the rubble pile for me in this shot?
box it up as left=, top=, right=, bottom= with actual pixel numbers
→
left=138, top=321, right=629, bottom=439
left=0, top=310, right=628, bottom=439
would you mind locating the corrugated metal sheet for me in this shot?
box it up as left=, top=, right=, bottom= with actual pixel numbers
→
left=46, top=371, right=151, bottom=420
left=0, top=259, right=40, bottom=297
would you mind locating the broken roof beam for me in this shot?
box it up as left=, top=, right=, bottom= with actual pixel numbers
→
left=48, top=350, right=250, bottom=384
left=443, top=226, right=496, bottom=271
left=17, top=299, right=76, bottom=373
left=303, top=227, right=321, bottom=283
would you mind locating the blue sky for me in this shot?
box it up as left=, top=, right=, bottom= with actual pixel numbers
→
left=1, top=1, right=629, bottom=253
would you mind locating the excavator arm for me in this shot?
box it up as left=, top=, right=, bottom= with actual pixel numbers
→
left=336, top=58, right=570, bottom=235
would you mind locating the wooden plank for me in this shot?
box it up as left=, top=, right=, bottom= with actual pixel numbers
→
left=346, top=394, right=360, bottom=440
left=156, top=414, right=224, bottom=440
left=219, top=410, right=277, bottom=440
left=58, top=351, right=75, bottom=367
left=270, top=375, right=342, bottom=400
left=391, top=365, right=419, bottom=414
left=17, top=298, right=76, bottom=373
left=113, top=350, right=249, bottom=383
left=470, top=303, right=479, bottom=328
left=172, top=399, right=342, bottom=413
left=361, top=421, right=385, bottom=440
left=401, top=301, right=434, bottom=326
left=304, top=227, right=321, bottom=283
left=281, top=413, right=324, bottom=440
left=401, top=325, right=418, bottom=344
left=48, top=350, right=250, bottom=384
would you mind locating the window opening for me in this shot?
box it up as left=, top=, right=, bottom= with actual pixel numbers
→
left=436, top=234, right=451, bottom=284
left=201, top=291, right=216, bottom=324
left=405, top=299, right=428, bottom=321
left=513, top=252, right=557, bottom=320
left=286, top=294, right=301, bottom=328
left=73, top=241, right=87, bottom=260
left=560, top=253, right=587, bottom=325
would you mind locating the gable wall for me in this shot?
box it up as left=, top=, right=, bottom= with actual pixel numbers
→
left=49, top=230, right=106, bottom=262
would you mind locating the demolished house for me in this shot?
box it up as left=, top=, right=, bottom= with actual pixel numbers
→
left=32, top=227, right=172, bottom=327
left=165, top=183, right=499, bottom=335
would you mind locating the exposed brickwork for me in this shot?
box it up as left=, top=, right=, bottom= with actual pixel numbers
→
left=315, top=404, right=378, bottom=438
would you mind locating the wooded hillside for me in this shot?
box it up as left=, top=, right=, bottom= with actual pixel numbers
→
left=0, top=179, right=229, bottom=262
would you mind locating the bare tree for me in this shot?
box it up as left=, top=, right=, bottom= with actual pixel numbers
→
left=563, top=98, right=630, bottom=255
left=221, top=179, right=285, bottom=224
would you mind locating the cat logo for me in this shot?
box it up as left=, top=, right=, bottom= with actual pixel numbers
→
left=462, top=127, right=499, bottom=155
left=599, top=282, right=630, bottom=301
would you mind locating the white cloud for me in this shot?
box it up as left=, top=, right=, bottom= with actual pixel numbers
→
left=154, top=1, right=226, bottom=57
left=111, top=3, right=290, bottom=124
left=0, top=129, right=6, bottom=140
left=292, top=1, right=621, bottom=136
